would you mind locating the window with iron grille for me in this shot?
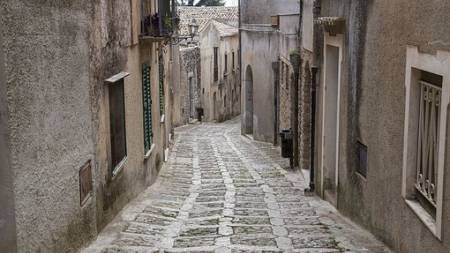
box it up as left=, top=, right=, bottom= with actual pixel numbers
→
left=416, top=80, right=441, bottom=208
left=214, top=47, right=219, bottom=81
left=159, top=53, right=165, bottom=117
left=402, top=48, right=448, bottom=239
left=142, top=63, right=153, bottom=153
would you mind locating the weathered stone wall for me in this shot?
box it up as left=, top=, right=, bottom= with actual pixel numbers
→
left=241, top=0, right=300, bottom=25
left=171, top=45, right=183, bottom=127
left=179, top=46, right=201, bottom=123
left=0, top=15, right=17, bottom=253
left=1, top=1, right=96, bottom=251
left=298, top=51, right=314, bottom=171
left=240, top=0, right=299, bottom=143
left=200, top=23, right=240, bottom=123
left=0, top=0, right=174, bottom=251
left=314, top=0, right=450, bottom=252
left=89, top=0, right=170, bottom=235
left=241, top=30, right=279, bottom=142
left=297, top=0, right=315, bottom=172
left=279, top=60, right=291, bottom=132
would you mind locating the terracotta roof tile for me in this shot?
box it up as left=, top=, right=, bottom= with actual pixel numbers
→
left=177, top=6, right=238, bottom=35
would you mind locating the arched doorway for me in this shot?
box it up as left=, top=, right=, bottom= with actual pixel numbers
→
left=245, top=66, right=254, bottom=134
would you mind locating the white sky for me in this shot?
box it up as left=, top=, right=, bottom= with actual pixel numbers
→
left=225, top=0, right=238, bottom=6
left=190, top=0, right=237, bottom=6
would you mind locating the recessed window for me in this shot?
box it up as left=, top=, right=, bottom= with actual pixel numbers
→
left=107, top=73, right=128, bottom=174
left=402, top=46, right=450, bottom=239
left=214, top=47, right=219, bottom=82
left=79, top=161, right=92, bottom=206
left=356, top=141, right=368, bottom=178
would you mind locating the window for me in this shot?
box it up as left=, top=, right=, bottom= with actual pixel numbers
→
left=159, top=52, right=165, bottom=117
left=214, top=47, right=219, bottom=81
left=238, top=49, right=241, bottom=69
left=224, top=53, right=228, bottom=74
left=106, top=73, right=129, bottom=174
left=142, top=63, right=153, bottom=153
left=79, top=161, right=92, bottom=206
left=402, top=46, right=450, bottom=239
left=416, top=77, right=442, bottom=206
left=232, top=52, right=235, bottom=70
left=285, top=64, right=290, bottom=90
left=356, top=141, right=368, bottom=178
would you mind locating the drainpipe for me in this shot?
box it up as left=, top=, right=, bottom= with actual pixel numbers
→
left=289, top=51, right=301, bottom=170
left=290, top=0, right=303, bottom=170
left=306, top=66, right=318, bottom=193
left=305, top=0, right=322, bottom=194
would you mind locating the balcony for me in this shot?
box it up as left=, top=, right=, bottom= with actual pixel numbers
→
left=140, top=0, right=179, bottom=39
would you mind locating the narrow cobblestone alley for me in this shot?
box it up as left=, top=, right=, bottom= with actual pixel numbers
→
left=82, top=119, right=391, bottom=253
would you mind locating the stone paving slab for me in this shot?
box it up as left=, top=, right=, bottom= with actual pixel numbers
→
left=81, top=119, right=392, bottom=253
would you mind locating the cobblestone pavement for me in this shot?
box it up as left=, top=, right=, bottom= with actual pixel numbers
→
left=82, top=118, right=391, bottom=253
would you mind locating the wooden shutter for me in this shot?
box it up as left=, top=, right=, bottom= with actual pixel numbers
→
left=159, top=54, right=165, bottom=116
left=142, top=63, right=153, bottom=152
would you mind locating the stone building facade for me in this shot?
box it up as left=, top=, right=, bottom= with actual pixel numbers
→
left=200, top=20, right=241, bottom=122
left=297, top=0, right=315, bottom=173
left=0, top=0, right=177, bottom=252
left=240, top=0, right=300, bottom=143
left=175, top=6, right=240, bottom=123
left=176, top=46, right=201, bottom=125
left=297, top=0, right=450, bottom=252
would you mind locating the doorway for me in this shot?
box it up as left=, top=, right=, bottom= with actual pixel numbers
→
left=245, top=65, right=254, bottom=135
left=189, top=77, right=194, bottom=119
left=213, top=92, right=217, bottom=121
left=321, top=37, right=342, bottom=207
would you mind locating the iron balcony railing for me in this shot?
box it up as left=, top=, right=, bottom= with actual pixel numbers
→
left=141, top=0, right=178, bottom=38
left=416, top=80, right=441, bottom=207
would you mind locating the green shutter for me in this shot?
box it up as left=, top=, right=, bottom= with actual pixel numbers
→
left=142, top=63, right=153, bottom=152
left=159, top=54, right=165, bottom=116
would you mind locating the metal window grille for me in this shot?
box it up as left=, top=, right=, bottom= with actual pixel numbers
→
left=416, top=80, right=441, bottom=207
left=142, top=63, right=153, bottom=152
left=159, top=54, right=165, bottom=116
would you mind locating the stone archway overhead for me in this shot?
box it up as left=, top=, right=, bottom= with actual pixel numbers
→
left=316, top=17, right=345, bottom=36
